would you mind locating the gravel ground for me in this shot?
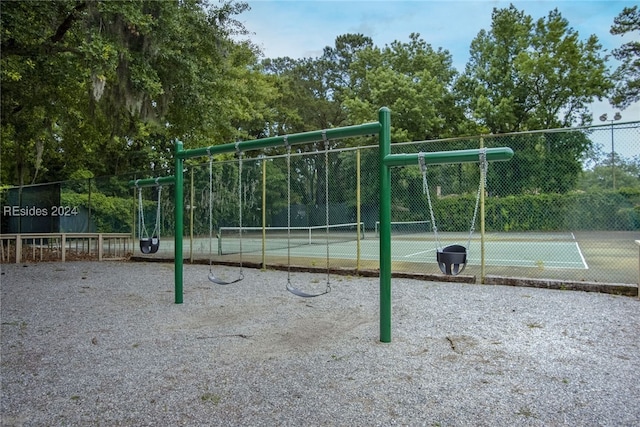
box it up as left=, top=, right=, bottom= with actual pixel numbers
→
left=1, top=261, right=639, bottom=426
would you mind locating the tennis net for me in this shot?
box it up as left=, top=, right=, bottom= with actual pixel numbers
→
left=374, top=220, right=431, bottom=237
left=218, top=222, right=366, bottom=255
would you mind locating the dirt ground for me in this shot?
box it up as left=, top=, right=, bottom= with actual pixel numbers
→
left=1, top=261, right=639, bottom=426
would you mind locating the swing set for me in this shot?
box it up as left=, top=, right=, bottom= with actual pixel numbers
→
left=129, top=107, right=513, bottom=343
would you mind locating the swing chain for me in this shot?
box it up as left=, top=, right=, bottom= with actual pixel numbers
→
left=137, top=182, right=162, bottom=240
left=137, top=185, right=148, bottom=240
left=418, top=152, right=441, bottom=249
left=236, top=141, right=244, bottom=275
left=466, top=148, right=488, bottom=248
left=322, top=130, right=331, bottom=292
left=284, top=136, right=293, bottom=285
left=154, top=183, right=162, bottom=239
left=207, top=147, right=244, bottom=283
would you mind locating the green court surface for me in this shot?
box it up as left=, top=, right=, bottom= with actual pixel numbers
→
left=144, top=230, right=637, bottom=284
left=218, top=232, right=588, bottom=270
left=262, top=239, right=588, bottom=269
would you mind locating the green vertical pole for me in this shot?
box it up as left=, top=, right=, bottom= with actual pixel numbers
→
left=356, top=148, right=361, bottom=271
left=174, top=140, right=184, bottom=304
left=190, top=166, right=194, bottom=264
left=379, top=107, right=392, bottom=343
left=262, top=157, right=266, bottom=269
left=480, top=137, right=486, bottom=283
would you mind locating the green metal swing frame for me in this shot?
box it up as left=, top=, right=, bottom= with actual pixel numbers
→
left=129, top=107, right=514, bottom=343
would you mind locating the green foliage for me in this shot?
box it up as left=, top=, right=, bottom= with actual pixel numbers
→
left=578, top=143, right=640, bottom=191
left=61, top=192, right=134, bottom=233
left=345, top=33, right=468, bottom=140
left=2, top=0, right=633, bottom=238
left=486, top=131, right=591, bottom=196
left=610, top=5, right=640, bottom=109
left=483, top=191, right=638, bottom=231
left=457, top=5, right=611, bottom=132
left=1, top=0, right=269, bottom=186
left=417, top=190, right=638, bottom=232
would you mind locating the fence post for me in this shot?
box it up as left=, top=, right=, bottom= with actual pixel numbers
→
left=88, top=177, right=92, bottom=231
left=15, top=235, right=21, bottom=263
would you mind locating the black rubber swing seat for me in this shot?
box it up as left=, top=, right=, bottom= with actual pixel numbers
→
left=286, top=282, right=330, bottom=298
left=140, top=237, right=160, bottom=254
left=437, top=244, right=467, bottom=276
left=208, top=271, right=244, bottom=285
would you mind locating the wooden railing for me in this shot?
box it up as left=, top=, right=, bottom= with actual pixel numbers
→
left=0, top=233, right=133, bottom=263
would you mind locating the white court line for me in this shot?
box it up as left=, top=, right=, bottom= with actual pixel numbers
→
left=404, top=249, right=435, bottom=258
left=463, top=256, right=587, bottom=268
left=575, top=241, right=589, bottom=269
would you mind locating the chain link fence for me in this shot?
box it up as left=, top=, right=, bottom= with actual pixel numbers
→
left=2, top=121, right=639, bottom=286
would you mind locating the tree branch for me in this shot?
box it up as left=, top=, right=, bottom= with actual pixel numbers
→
left=50, top=1, right=87, bottom=44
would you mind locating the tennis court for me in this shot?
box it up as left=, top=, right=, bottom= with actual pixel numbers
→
left=142, top=224, right=636, bottom=285
left=253, top=232, right=588, bottom=270
left=209, top=224, right=588, bottom=270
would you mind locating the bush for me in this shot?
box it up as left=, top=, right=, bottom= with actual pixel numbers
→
left=61, top=192, right=134, bottom=233
left=437, top=190, right=638, bottom=232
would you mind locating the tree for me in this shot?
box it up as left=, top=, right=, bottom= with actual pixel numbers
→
left=260, top=35, right=375, bottom=209
left=455, top=6, right=533, bottom=134
left=1, top=0, right=273, bottom=186
left=454, top=5, right=611, bottom=196
left=1, top=1, right=89, bottom=185
left=457, top=5, right=611, bottom=133
left=261, top=34, right=373, bottom=136
left=610, top=5, right=640, bottom=109
left=341, top=33, right=474, bottom=213
left=579, top=143, right=640, bottom=191
left=345, top=33, right=468, bottom=141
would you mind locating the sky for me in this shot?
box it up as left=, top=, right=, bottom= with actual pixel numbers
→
left=237, top=0, right=640, bottom=125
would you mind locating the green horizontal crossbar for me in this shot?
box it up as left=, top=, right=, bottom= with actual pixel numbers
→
left=128, top=122, right=382, bottom=188
left=177, top=121, right=382, bottom=160
left=128, top=175, right=175, bottom=188
left=383, top=147, right=514, bottom=167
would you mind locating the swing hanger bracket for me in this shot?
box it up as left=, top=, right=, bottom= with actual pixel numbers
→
left=418, top=152, right=427, bottom=173
left=321, top=130, right=329, bottom=151
left=283, top=135, right=291, bottom=154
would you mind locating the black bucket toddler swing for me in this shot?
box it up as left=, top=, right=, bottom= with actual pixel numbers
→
left=136, top=181, right=162, bottom=254
left=418, top=148, right=488, bottom=275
